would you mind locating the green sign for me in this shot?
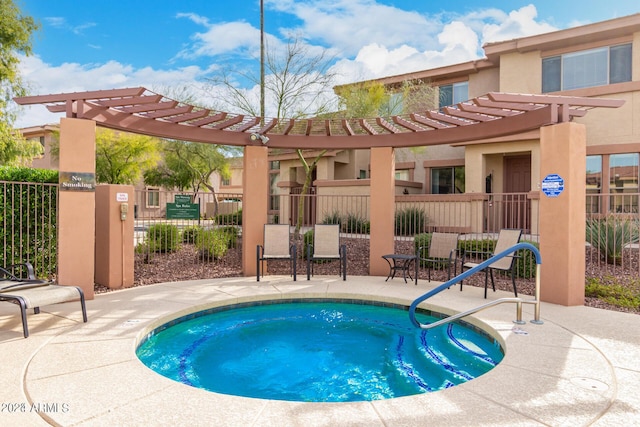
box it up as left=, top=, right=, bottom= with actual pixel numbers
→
left=174, top=194, right=192, bottom=204
left=167, top=195, right=199, bottom=219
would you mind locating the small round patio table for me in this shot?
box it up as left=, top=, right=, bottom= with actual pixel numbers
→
left=381, top=254, right=418, bottom=285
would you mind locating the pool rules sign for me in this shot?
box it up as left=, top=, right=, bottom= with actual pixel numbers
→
left=541, top=174, right=565, bottom=198
left=166, top=194, right=199, bottom=219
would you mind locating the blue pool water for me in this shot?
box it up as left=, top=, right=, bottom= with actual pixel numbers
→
left=136, top=300, right=503, bottom=402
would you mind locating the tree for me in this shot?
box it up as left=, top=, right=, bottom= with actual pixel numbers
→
left=94, top=129, right=160, bottom=184
left=207, top=36, right=337, bottom=237
left=334, top=81, right=390, bottom=119
left=144, top=140, right=236, bottom=216
left=335, top=79, right=437, bottom=120
left=0, top=0, right=41, bottom=165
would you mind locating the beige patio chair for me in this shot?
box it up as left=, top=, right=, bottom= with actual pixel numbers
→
left=256, top=224, right=297, bottom=281
left=416, top=232, right=459, bottom=282
left=1, top=263, right=87, bottom=338
left=460, top=229, right=522, bottom=298
left=306, top=224, right=347, bottom=280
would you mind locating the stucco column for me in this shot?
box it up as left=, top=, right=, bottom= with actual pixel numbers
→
left=242, top=145, right=269, bottom=276
left=539, top=122, right=586, bottom=306
left=58, top=118, right=96, bottom=299
left=369, top=147, right=395, bottom=276
left=95, top=184, right=134, bottom=289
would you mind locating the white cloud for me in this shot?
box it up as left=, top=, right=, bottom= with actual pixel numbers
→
left=267, top=0, right=441, bottom=56
left=16, top=3, right=565, bottom=127
left=177, top=20, right=262, bottom=58
left=480, top=5, right=557, bottom=43
left=15, top=55, right=211, bottom=128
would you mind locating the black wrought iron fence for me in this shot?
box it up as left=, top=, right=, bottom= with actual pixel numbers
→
left=133, top=189, right=243, bottom=284
left=585, top=192, right=640, bottom=279
left=394, top=193, right=539, bottom=282
left=0, top=181, right=58, bottom=279
left=125, top=188, right=640, bottom=289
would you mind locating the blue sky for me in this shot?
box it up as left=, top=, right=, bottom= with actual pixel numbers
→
left=15, top=0, right=640, bottom=127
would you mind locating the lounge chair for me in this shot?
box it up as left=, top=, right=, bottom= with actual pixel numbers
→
left=1, top=263, right=87, bottom=338
left=306, top=224, right=347, bottom=280
left=417, top=232, right=459, bottom=282
left=460, top=229, right=522, bottom=298
left=256, top=224, right=297, bottom=281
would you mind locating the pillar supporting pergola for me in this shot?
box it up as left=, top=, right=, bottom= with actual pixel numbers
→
left=15, top=89, right=624, bottom=305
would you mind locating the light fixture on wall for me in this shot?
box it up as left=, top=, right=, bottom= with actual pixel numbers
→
left=250, top=133, right=269, bottom=144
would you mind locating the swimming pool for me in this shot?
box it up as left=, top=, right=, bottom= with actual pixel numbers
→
left=136, top=299, right=503, bottom=402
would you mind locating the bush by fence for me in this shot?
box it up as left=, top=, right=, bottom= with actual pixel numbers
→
left=0, top=167, right=58, bottom=278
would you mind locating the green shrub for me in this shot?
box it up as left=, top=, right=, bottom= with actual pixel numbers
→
left=413, top=233, right=431, bottom=257
left=147, top=224, right=180, bottom=253
left=457, top=238, right=538, bottom=279
left=196, top=229, right=230, bottom=260
left=414, top=233, right=432, bottom=266
left=219, top=226, right=240, bottom=248
left=0, top=167, right=59, bottom=277
left=215, top=209, right=242, bottom=225
left=302, top=229, right=314, bottom=260
left=182, top=226, right=202, bottom=244
left=586, top=277, right=640, bottom=309
left=0, top=166, right=58, bottom=183
left=322, top=211, right=342, bottom=226
left=395, top=207, right=427, bottom=236
left=586, top=215, right=640, bottom=265
left=342, top=213, right=370, bottom=234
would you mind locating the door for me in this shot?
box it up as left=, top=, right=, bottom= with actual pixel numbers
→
left=503, top=155, right=531, bottom=231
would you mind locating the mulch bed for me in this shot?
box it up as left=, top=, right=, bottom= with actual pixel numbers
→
left=98, top=237, right=638, bottom=315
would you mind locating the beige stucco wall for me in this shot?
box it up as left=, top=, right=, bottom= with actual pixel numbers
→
left=57, top=118, right=96, bottom=299
left=95, top=185, right=134, bottom=290
left=465, top=139, right=541, bottom=194
left=469, top=67, right=500, bottom=97
left=576, top=90, right=639, bottom=147
left=498, top=51, right=542, bottom=93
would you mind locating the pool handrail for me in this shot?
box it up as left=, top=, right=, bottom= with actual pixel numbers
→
left=409, top=242, right=542, bottom=329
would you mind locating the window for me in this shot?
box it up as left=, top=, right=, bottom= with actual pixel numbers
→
left=431, top=167, right=465, bottom=194
left=542, top=44, right=631, bottom=93
left=610, top=153, right=638, bottom=213
left=221, top=177, right=230, bottom=186
left=610, top=153, right=639, bottom=192
left=439, top=82, right=468, bottom=108
left=394, top=170, right=410, bottom=181
left=269, top=162, right=280, bottom=211
left=359, top=169, right=367, bottom=179
left=586, top=156, right=602, bottom=191
left=147, top=188, right=160, bottom=208
left=586, top=155, right=602, bottom=213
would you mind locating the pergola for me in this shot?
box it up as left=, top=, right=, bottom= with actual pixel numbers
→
left=15, top=87, right=623, bottom=148
left=14, top=88, right=624, bottom=306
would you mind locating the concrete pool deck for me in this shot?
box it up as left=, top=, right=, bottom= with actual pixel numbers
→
left=1, top=276, right=639, bottom=426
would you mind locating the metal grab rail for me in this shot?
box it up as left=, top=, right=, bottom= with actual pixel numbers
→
left=409, top=242, right=543, bottom=329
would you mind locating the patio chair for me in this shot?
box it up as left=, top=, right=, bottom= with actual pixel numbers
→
left=306, top=224, right=347, bottom=280
left=256, top=224, right=297, bottom=281
left=1, top=263, right=87, bottom=338
left=460, top=229, right=522, bottom=298
left=416, top=232, right=459, bottom=282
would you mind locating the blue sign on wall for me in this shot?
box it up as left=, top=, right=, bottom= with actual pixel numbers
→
left=541, top=174, right=564, bottom=197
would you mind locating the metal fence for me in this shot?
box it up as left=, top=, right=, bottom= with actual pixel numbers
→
left=0, top=180, right=58, bottom=279
left=133, top=189, right=244, bottom=284
left=585, top=192, right=640, bottom=281
left=4, top=183, right=638, bottom=287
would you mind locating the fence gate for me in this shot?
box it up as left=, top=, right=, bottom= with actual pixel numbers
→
left=290, top=186, right=316, bottom=226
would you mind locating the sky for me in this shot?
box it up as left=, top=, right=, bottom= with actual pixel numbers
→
left=14, top=0, right=640, bottom=128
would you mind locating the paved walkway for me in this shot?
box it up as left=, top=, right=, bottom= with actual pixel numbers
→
left=1, top=276, right=639, bottom=426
